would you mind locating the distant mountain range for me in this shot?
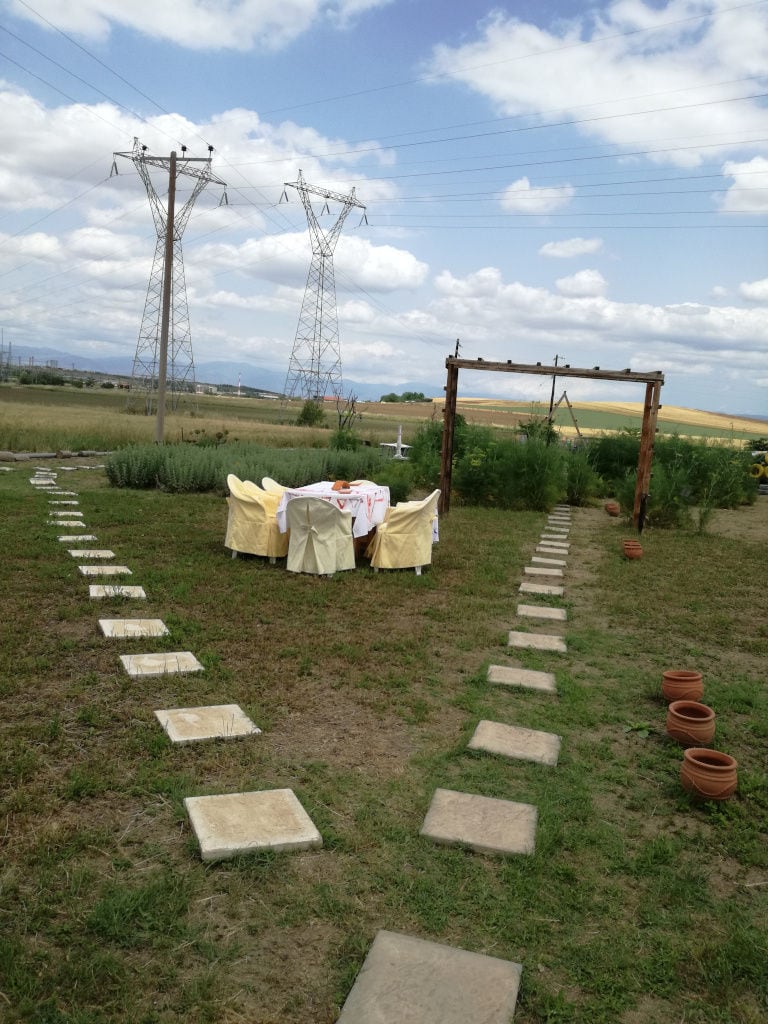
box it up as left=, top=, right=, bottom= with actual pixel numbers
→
left=3, top=344, right=438, bottom=402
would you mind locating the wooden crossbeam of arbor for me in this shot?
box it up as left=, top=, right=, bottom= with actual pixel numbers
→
left=439, top=357, right=664, bottom=530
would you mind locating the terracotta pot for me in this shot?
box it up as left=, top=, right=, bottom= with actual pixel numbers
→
left=605, top=501, right=620, bottom=517
left=623, top=540, right=643, bottom=559
left=661, top=669, right=703, bottom=703
left=666, top=700, right=715, bottom=746
left=680, top=748, right=738, bottom=800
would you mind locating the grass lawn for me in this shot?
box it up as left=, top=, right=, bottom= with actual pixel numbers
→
left=0, top=465, right=766, bottom=1023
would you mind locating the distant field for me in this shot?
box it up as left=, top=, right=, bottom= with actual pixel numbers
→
left=1, top=384, right=765, bottom=450
left=433, top=398, right=767, bottom=443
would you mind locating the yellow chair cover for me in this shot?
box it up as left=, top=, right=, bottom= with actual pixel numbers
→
left=367, top=489, right=440, bottom=571
left=262, top=477, right=287, bottom=495
left=225, top=474, right=289, bottom=559
left=285, top=496, right=355, bottom=575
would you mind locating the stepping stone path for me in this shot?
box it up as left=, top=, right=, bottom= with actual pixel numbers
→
left=90, top=585, right=146, bottom=599
left=79, top=564, right=131, bottom=576
left=184, top=789, right=322, bottom=861
left=420, top=788, right=538, bottom=856
left=99, top=618, right=169, bottom=638
left=508, top=630, right=566, bottom=653
left=337, top=930, right=522, bottom=1024
left=120, top=651, right=203, bottom=676
left=468, top=721, right=561, bottom=766
left=487, top=664, right=557, bottom=692
left=517, top=603, right=567, bottom=621
left=155, top=704, right=261, bottom=744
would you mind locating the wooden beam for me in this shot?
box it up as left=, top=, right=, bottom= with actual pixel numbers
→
left=439, top=361, right=459, bottom=514
left=447, top=357, right=664, bottom=386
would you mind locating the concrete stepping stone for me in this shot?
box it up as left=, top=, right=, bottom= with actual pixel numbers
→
left=517, top=603, right=567, bottom=621
left=49, top=510, right=83, bottom=517
left=519, top=581, right=564, bottom=597
left=337, top=930, right=522, bottom=1024
left=89, top=585, right=146, bottom=599
left=536, top=545, right=569, bottom=555
left=184, top=789, right=322, bottom=862
left=78, top=564, right=131, bottom=576
left=48, top=500, right=79, bottom=505
left=99, top=618, right=168, bottom=638
left=488, top=664, right=557, bottom=692
left=155, top=704, right=261, bottom=743
left=58, top=534, right=97, bottom=542
left=49, top=520, right=88, bottom=527
left=508, top=631, right=566, bottom=653
left=68, top=549, right=114, bottom=559
left=541, top=530, right=568, bottom=539
left=524, top=565, right=564, bottom=578
left=49, top=491, right=78, bottom=496
left=120, top=651, right=203, bottom=676
left=532, top=556, right=566, bottom=567
left=547, top=516, right=570, bottom=524
left=420, top=788, right=538, bottom=856
left=468, top=720, right=561, bottom=766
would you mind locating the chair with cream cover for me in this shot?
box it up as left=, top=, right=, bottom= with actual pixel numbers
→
left=261, top=477, right=287, bottom=496
left=366, top=489, right=440, bottom=575
left=285, top=496, right=355, bottom=576
left=225, top=474, right=289, bottom=562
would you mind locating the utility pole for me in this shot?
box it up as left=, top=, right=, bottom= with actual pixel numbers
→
left=547, top=354, right=560, bottom=444
left=111, top=139, right=227, bottom=439
left=282, top=170, right=366, bottom=402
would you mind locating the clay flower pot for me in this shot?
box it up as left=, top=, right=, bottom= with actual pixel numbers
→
left=623, top=539, right=643, bottom=559
left=604, top=501, right=620, bottom=517
left=680, top=748, right=738, bottom=800
left=661, top=669, right=703, bottom=703
left=666, top=700, right=715, bottom=747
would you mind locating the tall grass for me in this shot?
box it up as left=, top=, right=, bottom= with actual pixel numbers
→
left=106, top=442, right=394, bottom=493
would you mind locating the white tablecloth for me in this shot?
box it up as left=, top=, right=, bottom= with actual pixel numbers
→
left=276, top=482, right=391, bottom=538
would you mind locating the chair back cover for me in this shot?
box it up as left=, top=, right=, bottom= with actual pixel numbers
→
left=285, top=496, right=355, bottom=575
left=261, top=477, right=287, bottom=495
left=225, top=475, right=288, bottom=558
left=369, top=489, right=440, bottom=569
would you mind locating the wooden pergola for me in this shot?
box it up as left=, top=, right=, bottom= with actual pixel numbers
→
left=439, top=357, right=665, bottom=529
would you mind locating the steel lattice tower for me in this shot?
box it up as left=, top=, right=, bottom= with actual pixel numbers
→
left=283, top=170, right=366, bottom=400
left=112, top=138, right=226, bottom=416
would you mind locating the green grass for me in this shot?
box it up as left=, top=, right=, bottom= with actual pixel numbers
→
left=0, top=466, right=766, bottom=1023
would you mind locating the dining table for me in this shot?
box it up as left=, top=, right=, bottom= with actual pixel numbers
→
left=275, top=481, right=391, bottom=538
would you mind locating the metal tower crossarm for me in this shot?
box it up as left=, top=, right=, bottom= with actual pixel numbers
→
left=284, top=170, right=366, bottom=255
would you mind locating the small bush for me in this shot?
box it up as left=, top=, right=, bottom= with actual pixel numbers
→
left=329, top=428, right=360, bottom=451
left=565, top=450, right=601, bottom=506
left=295, top=400, right=326, bottom=427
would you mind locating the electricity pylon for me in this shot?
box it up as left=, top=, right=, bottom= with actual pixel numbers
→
left=111, top=138, right=226, bottom=438
left=282, top=170, right=366, bottom=401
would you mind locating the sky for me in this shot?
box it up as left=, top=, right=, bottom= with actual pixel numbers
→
left=1, top=0, right=768, bottom=412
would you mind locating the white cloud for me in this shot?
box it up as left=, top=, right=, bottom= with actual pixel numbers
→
left=427, top=2, right=768, bottom=167
left=555, top=269, right=608, bottom=297
left=720, top=157, right=768, bottom=213
left=738, top=277, right=768, bottom=302
left=8, top=0, right=394, bottom=51
left=539, top=237, right=604, bottom=258
left=501, top=177, right=574, bottom=213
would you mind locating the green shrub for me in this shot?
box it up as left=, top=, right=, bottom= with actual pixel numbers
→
left=375, top=459, right=415, bottom=504
left=329, top=428, right=360, bottom=451
left=565, top=450, right=601, bottom=506
left=295, top=400, right=326, bottom=427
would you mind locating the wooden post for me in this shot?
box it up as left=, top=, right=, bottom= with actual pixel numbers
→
left=439, top=359, right=459, bottom=514
left=155, top=150, right=177, bottom=445
left=634, top=380, right=661, bottom=530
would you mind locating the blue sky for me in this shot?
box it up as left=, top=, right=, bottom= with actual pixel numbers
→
left=1, top=0, right=768, bottom=412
